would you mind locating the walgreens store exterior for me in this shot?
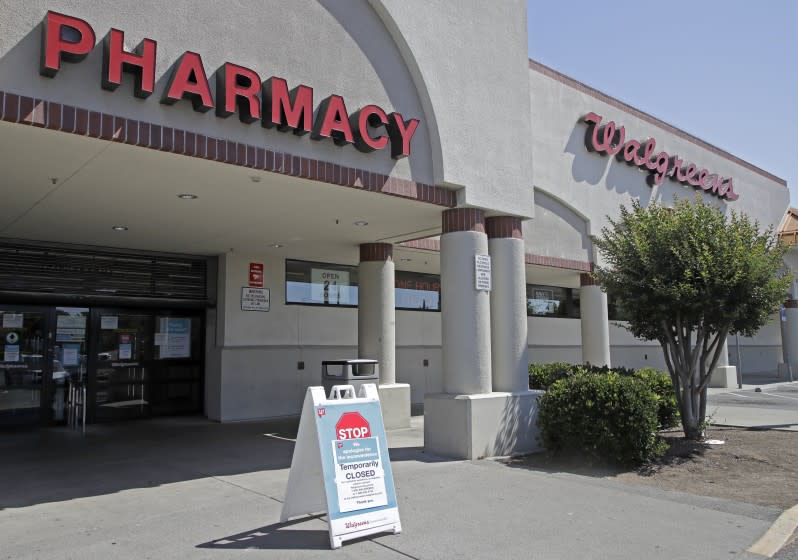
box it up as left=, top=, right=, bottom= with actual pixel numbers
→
left=0, top=2, right=788, bottom=458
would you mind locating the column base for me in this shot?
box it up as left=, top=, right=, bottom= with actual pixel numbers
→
left=777, top=363, right=796, bottom=380
left=709, top=366, right=738, bottom=388
left=424, top=391, right=543, bottom=459
left=378, top=383, right=411, bottom=430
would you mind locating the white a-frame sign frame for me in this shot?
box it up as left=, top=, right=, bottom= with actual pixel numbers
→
left=281, top=384, right=401, bottom=549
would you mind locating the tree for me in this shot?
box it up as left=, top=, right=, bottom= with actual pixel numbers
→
left=593, top=196, right=790, bottom=440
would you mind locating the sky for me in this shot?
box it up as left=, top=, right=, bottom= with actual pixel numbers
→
left=527, top=0, right=798, bottom=209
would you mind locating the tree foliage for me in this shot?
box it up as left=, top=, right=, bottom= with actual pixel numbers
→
left=593, top=196, right=790, bottom=438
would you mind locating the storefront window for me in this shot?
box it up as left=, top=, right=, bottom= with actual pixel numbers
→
left=526, top=284, right=580, bottom=318
left=395, top=271, right=440, bottom=311
left=286, top=260, right=359, bottom=307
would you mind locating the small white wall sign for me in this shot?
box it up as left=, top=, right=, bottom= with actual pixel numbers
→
left=241, top=287, right=270, bottom=311
left=475, top=254, right=492, bottom=291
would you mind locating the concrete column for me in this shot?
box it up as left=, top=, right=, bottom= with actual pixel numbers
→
left=426, top=208, right=542, bottom=460
left=486, top=216, right=529, bottom=392
left=709, top=336, right=738, bottom=388
left=359, top=243, right=409, bottom=428
left=440, top=208, right=492, bottom=394
left=716, top=339, right=730, bottom=368
left=780, top=299, right=798, bottom=380
left=358, top=243, right=395, bottom=384
left=579, top=274, right=611, bottom=367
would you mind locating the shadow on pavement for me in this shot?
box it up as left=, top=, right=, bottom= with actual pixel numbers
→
left=0, top=416, right=300, bottom=510
left=196, top=515, right=331, bottom=550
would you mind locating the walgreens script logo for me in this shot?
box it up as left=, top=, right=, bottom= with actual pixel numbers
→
left=583, top=112, right=739, bottom=201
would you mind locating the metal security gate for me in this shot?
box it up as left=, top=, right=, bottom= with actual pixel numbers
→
left=0, top=240, right=215, bottom=307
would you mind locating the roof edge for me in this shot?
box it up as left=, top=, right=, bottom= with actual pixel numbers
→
left=528, top=59, right=787, bottom=187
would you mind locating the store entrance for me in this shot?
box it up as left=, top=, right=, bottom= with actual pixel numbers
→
left=0, top=305, right=54, bottom=425
left=0, top=305, right=203, bottom=427
left=91, top=309, right=203, bottom=422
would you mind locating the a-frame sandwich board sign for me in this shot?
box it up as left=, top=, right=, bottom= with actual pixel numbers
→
left=281, top=384, right=401, bottom=549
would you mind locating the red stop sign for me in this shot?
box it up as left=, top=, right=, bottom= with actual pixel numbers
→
left=335, top=412, right=371, bottom=440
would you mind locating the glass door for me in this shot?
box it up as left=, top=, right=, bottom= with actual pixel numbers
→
left=91, top=309, right=152, bottom=421
left=52, top=307, right=89, bottom=424
left=150, top=313, right=203, bottom=415
left=0, top=306, right=51, bottom=425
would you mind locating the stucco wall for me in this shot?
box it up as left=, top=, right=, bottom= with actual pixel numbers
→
left=371, top=0, right=534, bottom=217
left=211, top=252, right=446, bottom=419
left=525, top=189, right=592, bottom=262
left=528, top=66, right=789, bottom=269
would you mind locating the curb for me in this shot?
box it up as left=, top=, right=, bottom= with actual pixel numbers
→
left=748, top=502, right=798, bottom=557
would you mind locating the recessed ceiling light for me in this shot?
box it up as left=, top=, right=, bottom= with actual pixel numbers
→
left=353, top=221, right=369, bottom=226
left=177, top=193, right=198, bottom=200
left=112, top=226, right=128, bottom=231
left=270, top=244, right=284, bottom=248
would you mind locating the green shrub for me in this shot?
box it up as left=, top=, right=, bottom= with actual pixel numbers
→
left=633, top=367, right=679, bottom=428
left=537, top=373, right=667, bottom=466
left=580, top=363, right=636, bottom=378
left=528, top=362, right=582, bottom=390
left=529, top=362, right=679, bottom=429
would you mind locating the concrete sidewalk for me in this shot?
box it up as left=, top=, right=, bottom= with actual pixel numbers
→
left=0, top=415, right=783, bottom=560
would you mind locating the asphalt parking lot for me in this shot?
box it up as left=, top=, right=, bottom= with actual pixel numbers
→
left=709, top=382, right=798, bottom=412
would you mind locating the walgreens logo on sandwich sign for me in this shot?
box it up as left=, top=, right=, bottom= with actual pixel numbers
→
left=39, top=11, right=419, bottom=159
left=583, top=112, right=739, bottom=201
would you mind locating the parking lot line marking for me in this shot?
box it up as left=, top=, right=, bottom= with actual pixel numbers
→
left=762, top=392, right=798, bottom=402
left=729, top=392, right=754, bottom=399
left=263, top=433, right=297, bottom=442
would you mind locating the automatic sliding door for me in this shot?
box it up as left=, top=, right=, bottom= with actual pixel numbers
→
left=0, top=307, right=50, bottom=425
left=150, top=314, right=203, bottom=415
left=53, top=307, right=89, bottom=423
left=92, top=310, right=152, bottom=421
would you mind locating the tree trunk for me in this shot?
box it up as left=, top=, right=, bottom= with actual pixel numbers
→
left=679, top=388, right=703, bottom=439
left=698, top=386, right=708, bottom=435
left=660, top=327, right=727, bottom=441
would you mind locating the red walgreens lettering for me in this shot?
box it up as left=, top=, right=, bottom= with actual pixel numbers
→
left=582, top=112, right=739, bottom=201
left=38, top=11, right=420, bottom=159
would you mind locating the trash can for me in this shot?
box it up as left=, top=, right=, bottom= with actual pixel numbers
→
left=322, top=359, right=379, bottom=397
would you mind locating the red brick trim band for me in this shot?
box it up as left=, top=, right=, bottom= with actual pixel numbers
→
left=528, top=59, right=787, bottom=187
left=399, top=238, right=441, bottom=251
left=580, top=273, right=599, bottom=286
left=442, top=208, right=486, bottom=234
left=527, top=254, right=592, bottom=273
left=398, top=238, right=593, bottom=272
left=360, top=243, right=393, bottom=262
left=0, top=90, right=457, bottom=208
left=785, top=299, right=798, bottom=309
left=486, top=216, right=523, bottom=239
